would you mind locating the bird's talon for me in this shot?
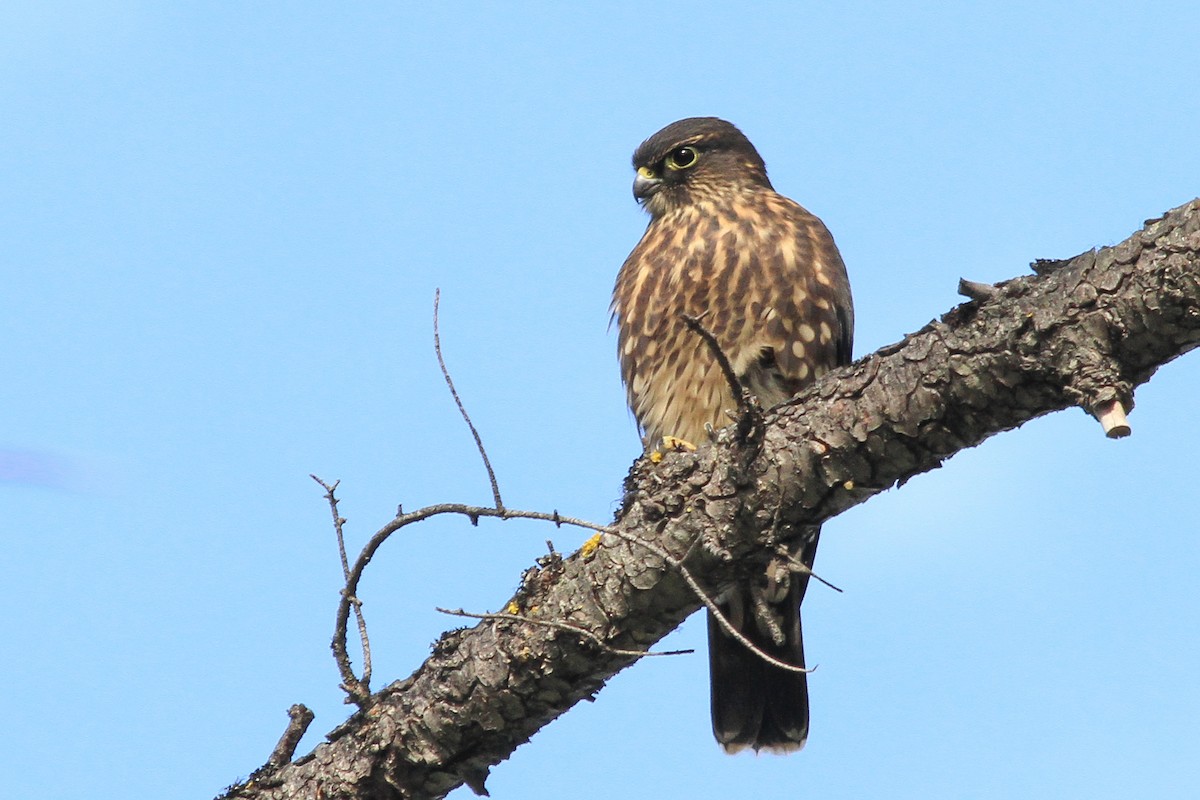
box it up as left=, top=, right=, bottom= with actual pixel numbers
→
left=661, top=435, right=697, bottom=452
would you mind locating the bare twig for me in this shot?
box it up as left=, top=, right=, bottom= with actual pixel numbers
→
left=681, top=313, right=763, bottom=447
left=435, top=607, right=694, bottom=659
left=774, top=545, right=844, bottom=593
left=434, top=289, right=504, bottom=511
left=681, top=313, right=745, bottom=408
left=311, top=475, right=372, bottom=700
left=265, top=704, right=315, bottom=770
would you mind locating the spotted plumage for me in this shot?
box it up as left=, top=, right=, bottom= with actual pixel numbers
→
left=611, top=117, right=853, bottom=753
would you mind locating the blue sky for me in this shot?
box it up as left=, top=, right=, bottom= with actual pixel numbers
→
left=3, top=3, right=1199, bottom=798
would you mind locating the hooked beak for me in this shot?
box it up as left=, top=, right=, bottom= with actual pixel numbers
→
left=632, top=166, right=662, bottom=202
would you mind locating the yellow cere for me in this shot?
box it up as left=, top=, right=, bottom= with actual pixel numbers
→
left=637, top=166, right=657, bottom=179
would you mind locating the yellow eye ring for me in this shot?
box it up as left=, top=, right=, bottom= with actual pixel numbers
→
left=665, top=146, right=698, bottom=170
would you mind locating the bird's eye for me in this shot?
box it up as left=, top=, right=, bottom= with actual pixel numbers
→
left=665, top=146, right=698, bottom=170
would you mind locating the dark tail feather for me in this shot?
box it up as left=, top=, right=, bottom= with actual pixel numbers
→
left=708, top=534, right=818, bottom=754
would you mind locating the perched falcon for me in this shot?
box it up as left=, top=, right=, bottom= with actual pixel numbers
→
left=611, top=117, right=853, bottom=753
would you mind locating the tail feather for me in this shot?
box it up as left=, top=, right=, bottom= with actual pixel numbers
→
left=709, top=532, right=818, bottom=753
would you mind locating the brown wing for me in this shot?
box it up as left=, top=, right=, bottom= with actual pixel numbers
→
left=734, top=192, right=853, bottom=406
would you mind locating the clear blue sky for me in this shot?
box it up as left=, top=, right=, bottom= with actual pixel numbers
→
left=4, top=3, right=1199, bottom=798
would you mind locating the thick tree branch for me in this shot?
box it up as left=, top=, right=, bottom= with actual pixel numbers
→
left=221, top=199, right=1200, bottom=800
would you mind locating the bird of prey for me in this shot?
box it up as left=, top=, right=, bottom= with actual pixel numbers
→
left=611, top=117, right=854, bottom=753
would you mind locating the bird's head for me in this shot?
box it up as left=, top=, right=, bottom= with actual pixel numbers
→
left=631, top=117, right=772, bottom=218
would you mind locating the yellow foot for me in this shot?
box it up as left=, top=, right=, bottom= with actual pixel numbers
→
left=649, top=435, right=697, bottom=462
left=662, top=435, right=697, bottom=451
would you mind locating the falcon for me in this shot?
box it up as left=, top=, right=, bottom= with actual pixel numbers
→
left=611, top=117, right=853, bottom=753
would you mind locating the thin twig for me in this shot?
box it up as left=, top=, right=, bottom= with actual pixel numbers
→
left=681, top=313, right=763, bottom=446
left=435, top=607, right=694, bottom=659
left=433, top=289, right=504, bottom=511
left=774, top=545, right=844, bottom=593
left=311, top=475, right=372, bottom=698
left=681, top=313, right=745, bottom=407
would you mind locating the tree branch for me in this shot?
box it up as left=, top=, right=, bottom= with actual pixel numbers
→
left=220, top=199, right=1200, bottom=800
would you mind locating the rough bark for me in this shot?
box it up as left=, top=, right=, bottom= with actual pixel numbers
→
left=221, top=199, right=1200, bottom=800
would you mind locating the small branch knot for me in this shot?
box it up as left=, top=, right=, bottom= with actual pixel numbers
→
left=264, top=704, right=315, bottom=771
left=958, top=277, right=999, bottom=302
